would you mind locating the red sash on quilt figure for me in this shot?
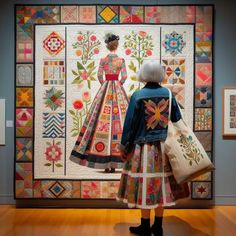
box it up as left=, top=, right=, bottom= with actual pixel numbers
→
left=70, top=53, right=129, bottom=169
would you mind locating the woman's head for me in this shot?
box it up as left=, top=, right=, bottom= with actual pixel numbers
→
left=137, top=61, right=164, bottom=84
left=104, top=33, right=119, bottom=51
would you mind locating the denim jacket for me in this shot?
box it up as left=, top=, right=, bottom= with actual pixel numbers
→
left=120, top=82, right=181, bottom=153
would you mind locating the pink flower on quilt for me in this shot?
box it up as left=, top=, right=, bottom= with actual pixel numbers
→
left=81, top=70, right=89, bottom=80
left=77, top=35, right=83, bottom=41
left=138, top=31, right=147, bottom=38
left=90, top=35, right=97, bottom=41
left=45, top=145, right=62, bottom=162
left=146, top=49, right=152, bottom=56
left=82, top=91, right=91, bottom=102
left=94, top=48, right=99, bottom=54
left=73, top=99, right=84, bottom=110
left=125, top=48, right=131, bottom=55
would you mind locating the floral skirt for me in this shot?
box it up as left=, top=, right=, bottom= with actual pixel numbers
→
left=116, top=142, right=190, bottom=209
left=70, top=80, right=129, bottom=169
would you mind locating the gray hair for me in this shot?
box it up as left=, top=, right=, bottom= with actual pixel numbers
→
left=137, top=61, right=164, bottom=83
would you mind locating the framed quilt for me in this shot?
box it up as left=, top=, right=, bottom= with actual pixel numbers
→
left=15, top=4, right=214, bottom=204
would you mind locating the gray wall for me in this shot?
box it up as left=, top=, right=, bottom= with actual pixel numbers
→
left=0, top=0, right=235, bottom=205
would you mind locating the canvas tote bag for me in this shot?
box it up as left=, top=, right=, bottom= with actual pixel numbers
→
left=164, top=89, right=215, bottom=184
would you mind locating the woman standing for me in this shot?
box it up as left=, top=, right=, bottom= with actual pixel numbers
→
left=70, top=34, right=129, bottom=173
left=117, top=61, right=189, bottom=236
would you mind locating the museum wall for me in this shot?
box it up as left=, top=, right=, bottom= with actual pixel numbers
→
left=0, top=0, right=235, bottom=205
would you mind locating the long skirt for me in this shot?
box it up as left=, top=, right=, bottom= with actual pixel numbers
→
left=70, top=80, right=129, bottom=169
left=117, top=142, right=190, bottom=209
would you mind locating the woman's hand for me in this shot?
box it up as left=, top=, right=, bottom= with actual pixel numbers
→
left=120, top=149, right=127, bottom=161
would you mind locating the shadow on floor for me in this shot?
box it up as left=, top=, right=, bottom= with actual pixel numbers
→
left=114, top=216, right=210, bottom=236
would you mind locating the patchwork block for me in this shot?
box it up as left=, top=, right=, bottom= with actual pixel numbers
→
left=196, top=42, right=212, bottom=63
left=61, top=6, right=78, bottom=23
left=191, top=181, right=212, bottom=199
left=42, top=112, right=65, bottom=138
left=16, top=40, right=33, bottom=62
left=81, top=181, right=101, bottom=198
left=38, top=181, right=73, bottom=198
left=78, top=6, right=96, bottom=23
left=162, top=59, right=185, bottom=84
left=101, top=181, right=120, bottom=199
left=43, top=32, right=65, bottom=56
left=145, top=6, right=161, bottom=23
left=15, top=163, right=33, bottom=198
left=195, top=108, right=212, bottom=130
left=196, top=63, right=212, bottom=86
left=16, top=108, right=33, bottom=137
left=195, top=86, right=212, bottom=107
left=120, top=6, right=144, bottom=23
left=72, top=181, right=81, bottom=198
left=195, top=131, right=212, bottom=151
left=196, top=6, right=213, bottom=32
left=16, top=88, right=33, bottom=107
left=43, top=60, right=65, bottom=85
left=162, top=31, right=186, bottom=56
left=16, top=138, right=33, bottom=161
left=16, top=6, right=60, bottom=24
left=159, top=6, right=188, bottom=23
left=44, top=87, right=65, bottom=111
left=16, top=64, right=33, bottom=86
left=97, top=6, right=119, bottom=23
left=17, top=24, right=34, bottom=41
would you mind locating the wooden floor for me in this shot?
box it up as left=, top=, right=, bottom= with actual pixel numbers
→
left=0, top=206, right=235, bottom=236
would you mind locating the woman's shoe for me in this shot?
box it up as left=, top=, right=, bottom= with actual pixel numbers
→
left=110, top=168, right=115, bottom=173
left=129, top=218, right=151, bottom=236
left=151, top=225, right=163, bottom=236
left=151, top=224, right=163, bottom=236
left=104, top=168, right=110, bottom=173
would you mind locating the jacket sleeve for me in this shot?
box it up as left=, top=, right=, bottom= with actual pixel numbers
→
left=171, top=95, right=182, bottom=123
left=120, top=93, right=138, bottom=153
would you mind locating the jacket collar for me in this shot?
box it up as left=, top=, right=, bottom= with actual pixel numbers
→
left=144, top=82, right=162, bottom=88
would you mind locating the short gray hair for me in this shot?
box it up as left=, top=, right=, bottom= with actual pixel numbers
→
left=137, top=61, right=164, bottom=83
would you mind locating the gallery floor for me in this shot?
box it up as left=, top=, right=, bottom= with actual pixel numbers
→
left=0, top=206, right=235, bottom=236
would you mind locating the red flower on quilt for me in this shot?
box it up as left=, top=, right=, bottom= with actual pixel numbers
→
left=73, top=100, right=84, bottom=110
left=45, top=144, right=62, bottom=162
left=146, top=49, right=152, bottom=56
left=125, top=48, right=131, bottom=55
left=90, top=35, right=97, bottom=41
left=43, top=31, right=65, bottom=56
left=144, top=99, right=169, bottom=130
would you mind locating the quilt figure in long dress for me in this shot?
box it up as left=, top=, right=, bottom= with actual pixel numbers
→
left=70, top=34, right=129, bottom=172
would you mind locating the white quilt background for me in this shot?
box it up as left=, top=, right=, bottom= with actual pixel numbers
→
left=34, top=24, right=194, bottom=179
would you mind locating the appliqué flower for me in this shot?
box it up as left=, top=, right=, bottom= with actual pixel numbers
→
left=73, top=100, right=84, bottom=110
left=45, top=144, right=62, bottom=162
left=144, top=99, right=169, bottom=130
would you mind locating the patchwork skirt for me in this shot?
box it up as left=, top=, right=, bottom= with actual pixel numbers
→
left=70, top=80, right=129, bottom=169
left=117, top=142, right=190, bottom=209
